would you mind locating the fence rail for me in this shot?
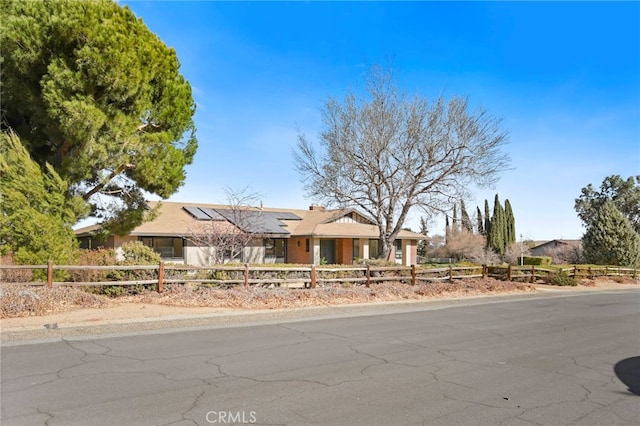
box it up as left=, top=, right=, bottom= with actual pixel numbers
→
left=0, top=262, right=637, bottom=293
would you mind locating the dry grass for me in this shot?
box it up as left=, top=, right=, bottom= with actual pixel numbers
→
left=0, top=278, right=562, bottom=319
left=0, top=286, right=112, bottom=318
left=121, top=278, right=534, bottom=309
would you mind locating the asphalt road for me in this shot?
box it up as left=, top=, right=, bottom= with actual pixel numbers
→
left=2, top=290, right=639, bottom=426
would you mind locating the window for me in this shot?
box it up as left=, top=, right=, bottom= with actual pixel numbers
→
left=353, top=239, right=360, bottom=260
left=395, top=239, right=403, bottom=260
left=305, top=238, right=310, bottom=253
left=140, top=237, right=184, bottom=258
left=265, top=238, right=286, bottom=259
left=368, top=239, right=379, bottom=259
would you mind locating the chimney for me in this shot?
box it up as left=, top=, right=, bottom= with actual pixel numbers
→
left=309, top=204, right=325, bottom=211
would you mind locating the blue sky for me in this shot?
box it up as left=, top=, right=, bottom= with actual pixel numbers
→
left=123, top=1, right=639, bottom=241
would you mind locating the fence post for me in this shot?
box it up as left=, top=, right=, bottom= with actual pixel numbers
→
left=311, top=265, right=317, bottom=288
left=530, top=266, right=535, bottom=283
left=482, top=264, right=487, bottom=279
left=244, top=263, right=249, bottom=287
left=157, top=261, right=165, bottom=293
left=449, top=264, right=453, bottom=283
left=507, top=264, right=512, bottom=281
left=366, top=264, right=371, bottom=288
left=411, top=264, right=416, bottom=286
left=47, top=260, right=53, bottom=289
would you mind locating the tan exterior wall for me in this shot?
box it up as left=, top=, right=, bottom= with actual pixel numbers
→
left=113, top=235, right=137, bottom=261
left=80, top=233, right=420, bottom=266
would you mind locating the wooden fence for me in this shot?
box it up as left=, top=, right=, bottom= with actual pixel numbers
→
left=0, top=262, right=637, bottom=293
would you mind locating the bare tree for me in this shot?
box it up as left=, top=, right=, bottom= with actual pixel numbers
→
left=186, top=187, right=261, bottom=265
left=544, top=244, right=584, bottom=265
left=444, top=229, right=486, bottom=261
left=470, top=247, right=502, bottom=266
left=504, top=242, right=529, bottom=265
left=294, top=64, right=510, bottom=260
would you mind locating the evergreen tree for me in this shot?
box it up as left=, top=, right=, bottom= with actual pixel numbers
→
left=489, top=194, right=506, bottom=256
left=484, top=199, right=492, bottom=246
left=417, top=217, right=429, bottom=258
left=452, top=205, right=459, bottom=234
left=1, top=0, right=197, bottom=235
left=582, top=201, right=640, bottom=267
left=445, top=216, right=451, bottom=244
left=576, top=175, right=640, bottom=234
left=504, top=199, right=516, bottom=246
left=0, top=132, right=85, bottom=264
left=476, top=206, right=484, bottom=235
left=461, top=200, right=473, bottom=233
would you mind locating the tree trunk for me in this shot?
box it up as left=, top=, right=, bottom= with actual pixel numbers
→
left=379, top=237, right=393, bottom=261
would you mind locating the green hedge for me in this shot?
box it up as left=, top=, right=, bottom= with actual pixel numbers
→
left=522, top=256, right=552, bottom=266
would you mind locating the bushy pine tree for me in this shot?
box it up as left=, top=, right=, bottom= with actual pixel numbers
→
left=582, top=201, right=640, bottom=267
left=1, top=0, right=197, bottom=235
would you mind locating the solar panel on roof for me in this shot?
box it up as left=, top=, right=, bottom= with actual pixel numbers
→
left=211, top=209, right=291, bottom=234
left=183, top=206, right=211, bottom=220
left=199, top=208, right=226, bottom=220
left=272, top=212, right=301, bottom=220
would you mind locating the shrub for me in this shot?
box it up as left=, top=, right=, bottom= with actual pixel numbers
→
left=548, top=270, right=577, bottom=286
left=523, top=256, right=552, bottom=266
left=120, top=241, right=161, bottom=264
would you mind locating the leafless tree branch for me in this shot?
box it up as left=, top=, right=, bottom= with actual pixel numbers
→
left=294, top=64, right=510, bottom=259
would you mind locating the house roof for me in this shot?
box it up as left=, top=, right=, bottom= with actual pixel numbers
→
left=75, top=201, right=426, bottom=240
left=530, top=239, right=583, bottom=250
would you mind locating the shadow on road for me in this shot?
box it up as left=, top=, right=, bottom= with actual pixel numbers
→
left=614, top=356, right=640, bottom=396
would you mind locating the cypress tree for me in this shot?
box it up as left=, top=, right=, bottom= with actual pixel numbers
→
left=0, top=132, right=83, bottom=265
left=504, top=199, right=516, bottom=246
left=417, top=217, right=429, bottom=258
left=476, top=206, right=484, bottom=235
left=490, top=194, right=505, bottom=256
left=445, top=216, right=451, bottom=244
left=461, top=199, right=473, bottom=233
left=484, top=199, right=492, bottom=246
left=452, top=205, right=459, bottom=234
left=583, top=201, right=640, bottom=267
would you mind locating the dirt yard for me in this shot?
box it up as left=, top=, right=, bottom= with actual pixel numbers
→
left=1, top=278, right=637, bottom=331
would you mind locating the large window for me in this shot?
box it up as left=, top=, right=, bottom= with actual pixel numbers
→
left=353, top=239, right=360, bottom=260
left=395, top=239, right=403, bottom=260
left=265, top=238, right=286, bottom=260
left=140, top=237, right=184, bottom=258
left=368, top=239, right=379, bottom=259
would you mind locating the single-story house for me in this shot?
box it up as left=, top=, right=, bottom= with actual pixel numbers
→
left=529, top=239, right=583, bottom=257
left=75, top=201, right=426, bottom=266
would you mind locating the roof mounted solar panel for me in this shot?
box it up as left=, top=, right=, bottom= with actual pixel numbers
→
left=199, top=208, right=226, bottom=220
left=183, top=206, right=211, bottom=220
left=273, top=212, right=301, bottom=220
